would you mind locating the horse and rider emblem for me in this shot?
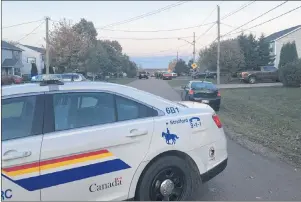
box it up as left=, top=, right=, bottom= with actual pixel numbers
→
left=162, top=123, right=179, bottom=145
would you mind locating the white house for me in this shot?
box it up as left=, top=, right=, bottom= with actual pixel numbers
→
left=1, top=40, right=24, bottom=76
left=15, top=44, right=45, bottom=75
left=266, top=25, right=301, bottom=68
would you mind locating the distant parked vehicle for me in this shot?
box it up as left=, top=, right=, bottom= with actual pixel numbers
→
left=1, top=75, right=23, bottom=85
left=171, top=72, right=178, bottom=78
left=138, top=71, right=149, bottom=79
left=238, top=66, right=279, bottom=84
left=193, top=71, right=217, bottom=79
left=162, top=72, right=173, bottom=80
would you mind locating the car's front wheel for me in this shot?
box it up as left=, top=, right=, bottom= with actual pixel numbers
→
left=135, top=155, right=201, bottom=201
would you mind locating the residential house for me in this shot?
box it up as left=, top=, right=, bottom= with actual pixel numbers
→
left=265, top=25, right=301, bottom=68
left=1, top=41, right=24, bottom=76
left=15, top=44, right=45, bottom=75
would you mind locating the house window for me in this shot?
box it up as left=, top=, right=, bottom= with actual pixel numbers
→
left=12, top=51, right=21, bottom=60
left=27, top=57, right=36, bottom=64
left=41, top=55, right=45, bottom=61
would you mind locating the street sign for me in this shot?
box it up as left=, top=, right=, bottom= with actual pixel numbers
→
left=191, top=63, right=198, bottom=69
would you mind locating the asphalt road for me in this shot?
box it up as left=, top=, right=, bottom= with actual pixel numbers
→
left=128, top=78, right=301, bottom=201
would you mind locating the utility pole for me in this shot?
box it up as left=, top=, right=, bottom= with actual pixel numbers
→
left=177, top=51, right=179, bottom=62
left=45, top=16, right=50, bottom=75
left=217, top=5, right=221, bottom=85
left=193, top=32, right=196, bottom=63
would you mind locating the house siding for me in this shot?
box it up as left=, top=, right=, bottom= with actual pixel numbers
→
left=1, top=49, right=13, bottom=63
left=16, top=45, right=45, bottom=75
left=274, top=28, right=301, bottom=68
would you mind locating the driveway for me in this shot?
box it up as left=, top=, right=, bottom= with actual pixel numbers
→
left=127, top=78, right=301, bottom=201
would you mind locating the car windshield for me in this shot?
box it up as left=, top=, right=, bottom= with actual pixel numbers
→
left=191, top=82, right=216, bottom=90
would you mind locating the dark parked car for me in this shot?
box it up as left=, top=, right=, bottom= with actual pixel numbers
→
left=181, top=81, right=221, bottom=111
left=238, top=66, right=279, bottom=84
left=138, top=71, right=149, bottom=79
left=1, top=75, right=23, bottom=85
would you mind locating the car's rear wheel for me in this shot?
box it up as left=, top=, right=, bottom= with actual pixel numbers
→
left=135, top=155, right=200, bottom=201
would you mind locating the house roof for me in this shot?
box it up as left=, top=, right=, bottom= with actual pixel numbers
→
left=265, top=25, right=301, bottom=42
left=1, top=41, right=23, bottom=51
left=21, top=44, right=45, bottom=54
left=1, top=58, right=19, bottom=67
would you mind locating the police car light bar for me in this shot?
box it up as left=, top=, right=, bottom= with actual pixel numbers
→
left=39, top=74, right=64, bottom=86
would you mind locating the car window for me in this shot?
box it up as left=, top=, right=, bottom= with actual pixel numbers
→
left=116, top=95, right=157, bottom=121
left=263, top=66, right=276, bottom=71
left=53, top=92, right=116, bottom=131
left=191, top=82, right=217, bottom=90
left=2, top=96, right=37, bottom=141
left=62, top=74, right=72, bottom=79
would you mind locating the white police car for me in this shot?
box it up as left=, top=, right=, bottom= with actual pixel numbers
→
left=2, top=79, right=227, bottom=201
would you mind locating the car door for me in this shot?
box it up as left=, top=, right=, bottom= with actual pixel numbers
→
left=2, top=94, right=44, bottom=201
left=40, top=91, right=156, bottom=201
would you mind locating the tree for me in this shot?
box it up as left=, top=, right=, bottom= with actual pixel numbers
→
left=168, top=59, right=177, bottom=72
left=278, top=41, right=299, bottom=68
left=49, top=19, right=92, bottom=72
left=174, top=59, right=189, bottom=75
left=238, top=33, right=258, bottom=70
left=187, top=59, right=194, bottom=69
left=31, top=63, right=38, bottom=77
left=42, top=64, right=54, bottom=74
left=198, top=39, right=245, bottom=74
left=257, top=34, right=275, bottom=66
left=279, top=59, right=301, bottom=87
left=72, top=18, right=98, bottom=42
left=278, top=41, right=300, bottom=87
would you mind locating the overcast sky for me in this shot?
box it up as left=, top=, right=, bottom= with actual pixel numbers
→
left=2, top=1, right=301, bottom=67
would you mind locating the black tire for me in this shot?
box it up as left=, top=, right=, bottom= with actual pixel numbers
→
left=248, top=76, right=256, bottom=84
left=135, top=155, right=201, bottom=201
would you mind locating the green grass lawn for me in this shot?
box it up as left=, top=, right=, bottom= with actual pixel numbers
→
left=218, top=87, right=301, bottom=165
left=167, top=78, right=215, bottom=88
left=107, top=78, right=136, bottom=85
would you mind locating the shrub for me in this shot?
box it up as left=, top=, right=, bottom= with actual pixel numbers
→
left=31, top=63, right=38, bottom=77
left=279, top=59, right=301, bottom=87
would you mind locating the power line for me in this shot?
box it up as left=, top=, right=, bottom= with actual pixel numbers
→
left=97, top=1, right=189, bottom=29
left=223, top=5, right=301, bottom=37
left=99, top=35, right=193, bottom=40
left=221, top=22, right=258, bottom=33
left=221, top=1, right=288, bottom=37
left=221, top=1, right=256, bottom=20
left=196, top=23, right=216, bottom=42
left=2, top=19, right=43, bottom=29
left=98, top=21, right=216, bottom=33
left=16, top=21, right=45, bottom=42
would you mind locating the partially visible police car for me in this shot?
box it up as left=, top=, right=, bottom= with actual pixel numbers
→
left=1, top=78, right=227, bottom=201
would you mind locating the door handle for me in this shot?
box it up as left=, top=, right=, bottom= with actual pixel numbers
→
left=2, top=150, right=32, bottom=161
left=126, top=129, right=148, bottom=137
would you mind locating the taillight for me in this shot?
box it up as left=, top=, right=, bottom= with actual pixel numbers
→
left=212, top=114, right=222, bottom=128
left=188, top=89, right=194, bottom=95
left=217, top=91, right=221, bottom=96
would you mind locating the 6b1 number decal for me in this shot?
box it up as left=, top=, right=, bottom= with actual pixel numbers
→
left=166, top=107, right=179, bottom=114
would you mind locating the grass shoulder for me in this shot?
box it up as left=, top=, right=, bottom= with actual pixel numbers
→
left=218, top=87, right=301, bottom=167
